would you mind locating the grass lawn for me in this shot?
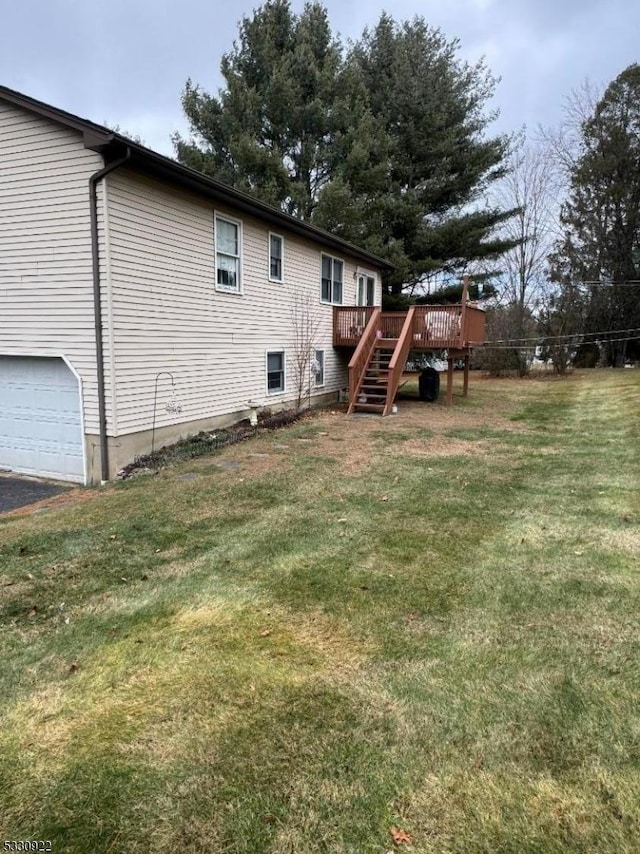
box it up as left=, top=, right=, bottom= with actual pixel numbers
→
left=1, top=371, right=639, bottom=853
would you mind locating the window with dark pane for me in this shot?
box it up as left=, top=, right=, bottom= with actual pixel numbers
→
left=215, top=216, right=240, bottom=292
left=321, top=254, right=332, bottom=302
left=333, top=259, right=343, bottom=304
left=269, top=234, right=283, bottom=282
left=321, top=254, right=343, bottom=304
left=267, top=351, right=285, bottom=393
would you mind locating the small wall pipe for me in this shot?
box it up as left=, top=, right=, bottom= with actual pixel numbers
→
left=89, top=148, right=131, bottom=482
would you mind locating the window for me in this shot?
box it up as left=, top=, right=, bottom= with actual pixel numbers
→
left=321, top=254, right=343, bottom=304
left=357, top=274, right=376, bottom=306
left=269, top=233, right=284, bottom=282
left=215, top=215, right=241, bottom=293
left=267, top=351, right=285, bottom=394
left=313, top=349, right=325, bottom=387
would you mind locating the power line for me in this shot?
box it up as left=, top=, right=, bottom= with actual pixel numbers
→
left=483, top=333, right=640, bottom=351
left=486, top=326, right=640, bottom=345
left=581, top=280, right=640, bottom=287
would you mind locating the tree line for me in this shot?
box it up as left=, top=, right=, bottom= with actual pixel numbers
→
left=484, top=66, right=640, bottom=372
left=173, top=0, right=640, bottom=369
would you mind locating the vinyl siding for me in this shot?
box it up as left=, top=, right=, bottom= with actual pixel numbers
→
left=104, top=170, right=383, bottom=435
left=0, top=101, right=103, bottom=432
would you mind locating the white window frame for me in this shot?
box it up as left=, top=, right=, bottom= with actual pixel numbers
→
left=313, top=349, right=325, bottom=388
left=357, top=270, right=377, bottom=306
left=214, top=212, right=243, bottom=294
left=268, top=232, right=284, bottom=283
left=266, top=349, right=286, bottom=396
left=320, top=253, right=344, bottom=305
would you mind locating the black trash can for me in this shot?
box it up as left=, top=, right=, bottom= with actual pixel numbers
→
left=419, top=367, right=440, bottom=402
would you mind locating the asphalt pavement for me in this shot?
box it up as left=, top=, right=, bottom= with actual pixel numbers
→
left=0, top=475, right=70, bottom=514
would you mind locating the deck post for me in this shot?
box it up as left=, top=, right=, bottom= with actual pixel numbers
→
left=463, top=355, right=470, bottom=397
left=446, top=357, right=454, bottom=406
left=460, top=275, right=469, bottom=347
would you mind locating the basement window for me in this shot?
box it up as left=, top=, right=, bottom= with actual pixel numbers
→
left=313, top=349, right=325, bottom=387
left=266, top=351, right=285, bottom=395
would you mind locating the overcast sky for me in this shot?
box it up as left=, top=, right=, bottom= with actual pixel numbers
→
left=1, top=0, right=638, bottom=155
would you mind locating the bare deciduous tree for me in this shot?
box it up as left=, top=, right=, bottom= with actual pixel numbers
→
left=290, top=294, right=323, bottom=411
left=537, top=79, right=601, bottom=189
left=497, top=143, right=557, bottom=304
left=493, top=141, right=557, bottom=374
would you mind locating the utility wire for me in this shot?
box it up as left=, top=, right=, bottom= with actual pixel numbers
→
left=483, top=333, right=640, bottom=351
left=486, top=326, right=640, bottom=345
left=581, top=280, right=640, bottom=286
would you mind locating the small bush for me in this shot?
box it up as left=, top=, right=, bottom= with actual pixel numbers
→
left=573, top=343, right=599, bottom=368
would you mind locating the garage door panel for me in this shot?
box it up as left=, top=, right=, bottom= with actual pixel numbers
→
left=0, top=356, right=84, bottom=482
left=4, top=402, right=82, bottom=432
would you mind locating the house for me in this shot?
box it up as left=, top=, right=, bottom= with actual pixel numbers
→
left=0, top=86, right=394, bottom=484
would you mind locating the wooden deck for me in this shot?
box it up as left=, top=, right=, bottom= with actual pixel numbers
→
left=334, top=300, right=486, bottom=414
left=333, top=304, right=486, bottom=351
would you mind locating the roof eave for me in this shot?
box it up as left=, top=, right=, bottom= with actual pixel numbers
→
left=0, top=85, right=114, bottom=149
left=0, top=84, right=394, bottom=272
left=118, top=143, right=393, bottom=270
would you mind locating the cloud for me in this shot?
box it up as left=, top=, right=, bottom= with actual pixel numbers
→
left=1, top=0, right=639, bottom=157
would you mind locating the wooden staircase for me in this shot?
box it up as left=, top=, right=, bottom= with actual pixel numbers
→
left=347, top=308, right=416, bottom=416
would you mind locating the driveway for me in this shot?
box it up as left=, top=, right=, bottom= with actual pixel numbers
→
left=0, top=475, right=70, bottom=514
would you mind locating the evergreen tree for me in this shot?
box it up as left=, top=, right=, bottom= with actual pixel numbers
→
left=551, top=64, right=640, bottom=365
left=175, top=3, right=517, bottom=301
left=315, top=14, right=518, bottom=299
left=174, top=0, right=341, bottom=219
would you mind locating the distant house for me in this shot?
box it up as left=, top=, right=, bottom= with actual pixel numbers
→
left=0, top=86, right=391, bottom=483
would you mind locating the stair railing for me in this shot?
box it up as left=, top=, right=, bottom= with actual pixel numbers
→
left=347, top=307, right=381, bottom=413
left=383, top=307, right=416, bottom=415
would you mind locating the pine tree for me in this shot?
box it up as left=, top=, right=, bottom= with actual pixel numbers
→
left=314, top=14, right=516, bottom=299
left=551, top=64, right=640, bottom=365
left=174, top=0, right=341, bottom=219
left=175, top=3, right=517, bottom=301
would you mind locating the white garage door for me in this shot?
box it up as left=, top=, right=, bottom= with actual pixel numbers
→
left=0, top=356, right=85, bottom=483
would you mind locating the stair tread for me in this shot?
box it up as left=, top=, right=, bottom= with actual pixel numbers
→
left=351, top=335, right=410, bottom=416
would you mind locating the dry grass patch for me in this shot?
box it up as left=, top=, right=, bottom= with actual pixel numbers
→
left=402, top=435, right=492, bottom=457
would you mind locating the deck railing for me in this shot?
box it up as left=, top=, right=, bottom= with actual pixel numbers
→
left=412, top=305, right=463, bottom=349
left=384, top=307, right=416, bottom=414
left=463, top=305, right=486, bottom=345
left=333, top=306, right=376, bottom=347
left=334, top=304, right=485, bottom=350
left=380, top=312, right=406, bottom=340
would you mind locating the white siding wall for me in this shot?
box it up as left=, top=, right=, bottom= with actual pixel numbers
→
left=0, top=102, right=103, bottom=432
left=104, top=171, right=382, bottom=436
